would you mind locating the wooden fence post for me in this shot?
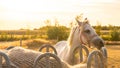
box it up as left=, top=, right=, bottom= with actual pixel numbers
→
left=20, top=39, right=22, bottom=47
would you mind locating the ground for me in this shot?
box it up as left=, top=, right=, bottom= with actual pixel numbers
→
left=106, top=45, right=120, bottom=68
left=0, top=39, right=120, bottom=68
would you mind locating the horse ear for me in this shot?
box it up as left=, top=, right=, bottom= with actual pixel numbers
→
left=75, top=16, right=83, bottom=26
left=83, top=18, right=89, bottom=24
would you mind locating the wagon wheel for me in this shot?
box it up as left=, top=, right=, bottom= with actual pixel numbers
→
left=87, top=50, right=105, bottom=68
left=39, top=44, right=57, bottom=55
left=100, top=47, right=107, bottom=58
left=73, top=45, right=89, bottom=64
left=33, top=53, right=62, bottom=68
left=6, top=46, right=15, bottom=50
left=0, top=51, right=11, bottom=68
left=100, top=47, right=107, bottom=68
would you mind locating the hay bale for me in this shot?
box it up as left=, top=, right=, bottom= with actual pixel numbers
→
left=6, top=47, right=70, bottom=68
left=5, top=47, right=89, bottom=68
left=7, top=47, right=41, bottom=68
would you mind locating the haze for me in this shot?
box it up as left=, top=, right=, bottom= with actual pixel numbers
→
left=0, top=0, right=120, bottom=30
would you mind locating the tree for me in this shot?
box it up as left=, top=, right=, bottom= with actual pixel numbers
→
left=110, top=28, right=120, bottom=41
left=47, top=26, right=69, bottom=41
left=44, top=19, right=51, bottom=26
left=95, top=21, right=101, bottom=36
left=108, top=24, right=113, bottom=30
left=54, top=18, right=59, bottom=27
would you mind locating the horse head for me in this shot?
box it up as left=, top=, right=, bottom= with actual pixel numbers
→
left=76, top=16, right=104, bottom=50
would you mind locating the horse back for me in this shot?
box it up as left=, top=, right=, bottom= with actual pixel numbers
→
left=54, top=41, right=70, bottom=61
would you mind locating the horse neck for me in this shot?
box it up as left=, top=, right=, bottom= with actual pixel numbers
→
left=68, top=27, right=81, bottom=53
left=67, top=42, right=80, bottom=65
left=69, top=31, right=81, bottom=53
left=67, top=32, right=81, bottom=65
left=71, top=43, right=79, bottom=52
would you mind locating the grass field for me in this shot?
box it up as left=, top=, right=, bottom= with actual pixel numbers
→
left=0, top=39, right=119, bottom=68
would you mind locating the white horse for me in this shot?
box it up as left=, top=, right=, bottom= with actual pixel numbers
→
left=54, top=16, right=104, bottom=65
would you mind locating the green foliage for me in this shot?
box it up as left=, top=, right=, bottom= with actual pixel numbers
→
left=95, top=22, right=101, bottom=36
left=0, top=33, right=15, bottom=41
left=0, top=32, right=8, bottom=41
left=0, top=33, right=30, bottom=41
left=101, top=35, right=111, bottom=41
left=110, top=28, right=120, bottom=41
left=21, top=35, right=29, bottom=40
left=47, top=26, right=69, bottom=41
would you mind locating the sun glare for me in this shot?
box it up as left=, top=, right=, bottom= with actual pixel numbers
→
left=0, top=0, right=120, bottom=30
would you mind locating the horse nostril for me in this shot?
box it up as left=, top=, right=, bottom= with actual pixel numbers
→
left=99, top=40, right=104, bottom=46
left=99, top=40, right=103, bottom=44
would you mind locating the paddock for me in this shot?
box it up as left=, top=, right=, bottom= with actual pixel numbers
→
left=0, top=44, right=107, bottom=68
left=106, top=45, right=120, bottom=68
left=0, top=40, right=119, bottom=68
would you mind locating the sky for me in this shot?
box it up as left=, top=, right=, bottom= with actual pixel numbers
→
left=0, top=0, right=120, bottom=30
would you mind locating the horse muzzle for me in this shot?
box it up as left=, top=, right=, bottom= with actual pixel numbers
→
left=91, top=37, right=104, bottom=50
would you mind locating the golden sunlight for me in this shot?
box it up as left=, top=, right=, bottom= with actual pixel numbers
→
left=0, top=0, right=120, bottom=30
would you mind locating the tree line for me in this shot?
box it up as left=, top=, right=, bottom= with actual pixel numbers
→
left=0, top=18, right=120, bottom=41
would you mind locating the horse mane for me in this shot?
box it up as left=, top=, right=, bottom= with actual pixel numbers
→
left=67, top=18, right=90, bottom=46
left=67, top=26, right=78, bottom=46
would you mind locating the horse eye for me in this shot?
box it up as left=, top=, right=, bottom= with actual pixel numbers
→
left=85, top=30, right=90, bottom=34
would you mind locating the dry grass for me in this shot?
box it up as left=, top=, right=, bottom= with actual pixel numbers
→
left=0, top=39, right=52, bottom=50
left=0, top=39, right=120, bottom=68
